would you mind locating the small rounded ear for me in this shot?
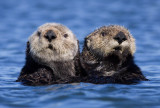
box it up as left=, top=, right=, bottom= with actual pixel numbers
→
left=85, top=37, right=90, bottom=49
left=26, top=41, right=30, bottom=56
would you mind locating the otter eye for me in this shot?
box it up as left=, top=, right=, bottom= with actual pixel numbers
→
left=64, top=34, right=68, bottom=38
left=101, top=32, right=106, bottom=36
left=37, top=31, right=41, bottom=36
left=128, top=34, right=131, bottom=37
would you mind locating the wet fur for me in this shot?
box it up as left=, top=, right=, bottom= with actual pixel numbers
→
left=16, top=23, right=85, bottom=86
left=17, top=41, right=85, bottom=86
left=81, top=25, right=148, bottom=84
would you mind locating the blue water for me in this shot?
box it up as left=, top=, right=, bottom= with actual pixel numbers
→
left=0, top=0, right=160, bottom=108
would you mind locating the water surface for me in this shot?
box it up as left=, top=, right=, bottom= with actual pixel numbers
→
left=0, top=0, right=160, bottom=108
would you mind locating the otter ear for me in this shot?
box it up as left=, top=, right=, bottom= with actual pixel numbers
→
left=85, top=37, right=90, bottom=48
left=26, top=41, right=30, bottom=56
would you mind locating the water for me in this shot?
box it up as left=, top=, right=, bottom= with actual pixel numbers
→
left=0, top=0, right=160, bottom=107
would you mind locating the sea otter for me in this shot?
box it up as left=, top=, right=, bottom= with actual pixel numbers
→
left=81, top=25, right=148, bottom=84
left=17, top=23, right=85, bottom=86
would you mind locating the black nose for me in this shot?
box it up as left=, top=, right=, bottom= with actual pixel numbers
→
left=45, top=30, right=57, bottom=42
left=114, top=31, right=127, bottom=44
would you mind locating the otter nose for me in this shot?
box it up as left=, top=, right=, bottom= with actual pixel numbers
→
left=45, top=30, right=57, bottom=42
left=114, top=32, right=127, bottom=44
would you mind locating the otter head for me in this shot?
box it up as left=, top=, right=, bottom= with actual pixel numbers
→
left=29, top=23, right=78, bottom=64
left=85, top=25, right=136, bottom=58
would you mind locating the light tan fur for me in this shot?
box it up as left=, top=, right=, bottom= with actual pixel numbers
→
left=29, top=23, right=78, bottom=64
left=86, top=25, right=136, bottom=57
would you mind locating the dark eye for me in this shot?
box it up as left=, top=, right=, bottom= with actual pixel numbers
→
left=101, top=32, right=106, bottom=36
left=64, top=34, right=68, bottom=38
left=37, top=31, right=41, bottom=36
left=128, top=34, right=131, bottom=37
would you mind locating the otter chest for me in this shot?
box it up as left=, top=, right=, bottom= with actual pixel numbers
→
left=48, top=61, right=76, bottom=78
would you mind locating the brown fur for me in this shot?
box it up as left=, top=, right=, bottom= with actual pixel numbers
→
left=81, top=25, right=148, bottom=84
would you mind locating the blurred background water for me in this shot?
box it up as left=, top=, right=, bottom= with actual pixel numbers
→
left=0, top=0, right=160, bottom=108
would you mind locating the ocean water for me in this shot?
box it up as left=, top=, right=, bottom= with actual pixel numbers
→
left=0, top=0, right=160, bottom=108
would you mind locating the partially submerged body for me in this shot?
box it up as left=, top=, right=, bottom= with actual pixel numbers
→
left=80, top=25, right=148, bottom=84
left=17, top=23, right=85, bottom=86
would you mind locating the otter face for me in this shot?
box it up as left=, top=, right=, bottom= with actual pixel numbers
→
left=29, top=23, right=78, bottom=63
left=86, top=25, right=136, bottom=57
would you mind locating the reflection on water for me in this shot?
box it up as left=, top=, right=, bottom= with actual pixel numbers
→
left=0, top=0, right=160, bottom=107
